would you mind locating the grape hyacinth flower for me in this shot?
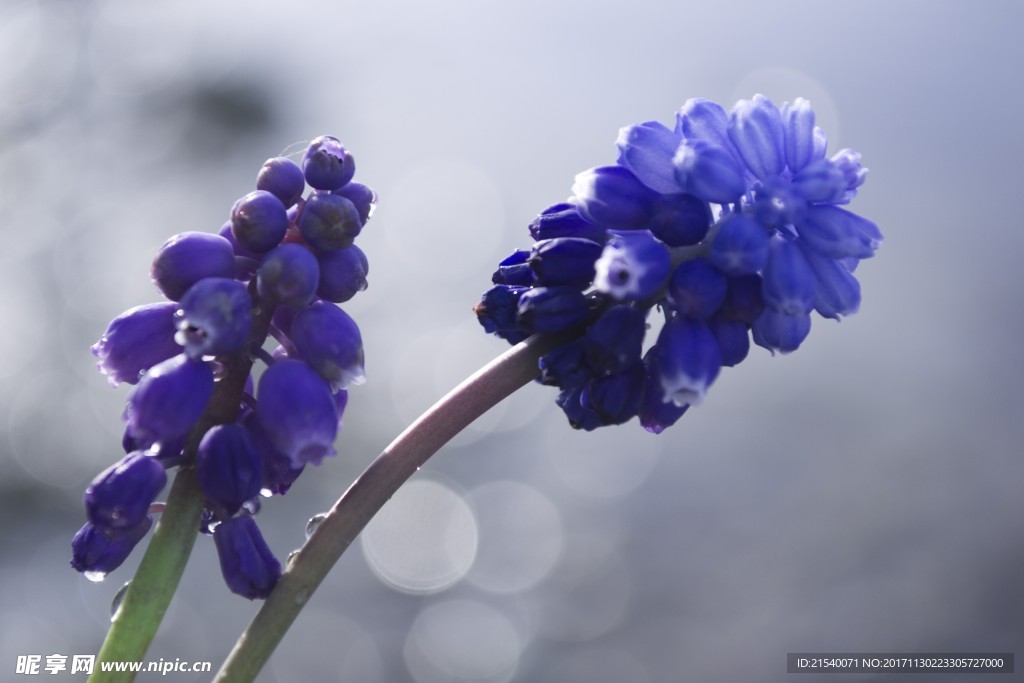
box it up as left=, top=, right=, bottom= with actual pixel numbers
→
left=74, top=136, right=375, bottom=599
left=476, top=94, right=881, bottom=432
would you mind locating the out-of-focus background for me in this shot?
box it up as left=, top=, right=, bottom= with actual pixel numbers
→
left=2, top=1, right=1022, bottom=681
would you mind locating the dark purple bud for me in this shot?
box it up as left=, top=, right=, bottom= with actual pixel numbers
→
left=708, top=318, right=750, bottom=367
left=528, top=237, right=603, bottom=287
left=231, top=190, right=288, bottom=253
left=242, top=410, right=303, bottom=496
left=151, top=232, right=236, bottom=301
left=257, top=359, right=339, bottom=467
left=333, top=182, right=376, bottom=224
left=491, top=250, right=535, bottom=286
left=474, top=285, right=529, bottom=339
left=538, top=339, right=590, bottom=390
left=571, top=166, right=658, bottom=229
left=213, top=516, right=281, bottom=600
left=92, top=302, right=182, bottom=386
left=316, top=245, right=369, bottom=303
left=197, top=424, right=263, bottom=519
left=217, top=222, right=261, bottom=280
left=708, top=213, right=771, bottom=276
left=176, top=278, right=253, bottom=358
left=71, top=518, right=152, bottom=577
left=669, top=258, right=728, bottom=320
left=638, top=347, right=689, bottom=434
left=125, top=354, right=213, bottom=448
left=718, top=274, right=765, bottom=325
left=258, top=244, right=319, bottom=308
left=84, top=453, right=167, bottom=531
left=290, top=301, right=365, bottom=391
left=581, top=361, right=646, bottom=425
left=256, top=157, right=305, bottom=208
left=648, top=193, right=712, bottom=247
left=555, top=386, right=603, bottom=432
left=302, top=136, right=354, bottom=191
left=299, top=193, right=362, bottom=252
left=584, top=305, right=646, bottom=376
left=516, top=286, right=589, bottom=333
left=528, top=203, right=607, bottom=243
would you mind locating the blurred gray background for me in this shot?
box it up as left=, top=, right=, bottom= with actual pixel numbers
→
left=2, top=0, right=1022, bottom=681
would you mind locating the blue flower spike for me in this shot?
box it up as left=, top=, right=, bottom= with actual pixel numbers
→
left=77, top=135, right=375, bottom=598
left=476, top=94, right=880, bottom=431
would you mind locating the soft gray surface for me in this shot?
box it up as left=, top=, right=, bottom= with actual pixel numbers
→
left=2, top=1, right=1022, bottom=681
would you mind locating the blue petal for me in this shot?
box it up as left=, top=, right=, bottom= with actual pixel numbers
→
left=582, top=362, right=646, bottom=425
left=571, top=166, right=657, bottom=229
left=584, top=305, right=646, bottom=375
left=762, top=236, right=816, bottom=316
left=728, top=95, right=785, bottom=180
left=638, top=347, right=689, bottom=434
left=708, top=318, right=750, bottom=367
left=668, top=258, right=728, bottom=320
left=799, top=244, right=862, bottom=320
left=616, top=121, right=683, bottom=194
left=675, top=98, right=733, bottom=152
left=654, top=316, right=722, bottom=407
left=796, top=205, right=882, bottom=260
left=592, top=230, right=672, bottom=301
left=708, top=213, right=771, bottom=275
left=781, top=98, right=816, bottom=173
left=672, top=140, right=747, bottom=204
left=751, top=308, right=811, bottom=354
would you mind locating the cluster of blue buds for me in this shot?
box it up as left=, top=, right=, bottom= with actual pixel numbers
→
left=476, top=95, right=881, bottom=433
left=73, top=137, right=374, bottom=599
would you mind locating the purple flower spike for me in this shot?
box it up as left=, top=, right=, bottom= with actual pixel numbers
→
left=71, top=518, right=152, bottom=577
left=213, top=516, right=281, bottom=600
left=302, top=135, right=354, bottom=191
left=125, top=354, right=213, bottom=448
left=258, top=244, right=320, bottom=308
left=92, top=302, right=182, bottom=386
left=257, top=359, right=339, bottom=467
left=151, top=232, right=237, bottom=301
left=290, top=301, right=365, bottom=391
left=197, top=424, right=263, bottom=519
left=176, top=277, right=253, bottom=358
left=84, top=453, right=166, bottom=531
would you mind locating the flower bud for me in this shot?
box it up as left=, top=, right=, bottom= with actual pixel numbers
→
left=92, top=302, right=182, bottom=386
left=728, top=94, right=785, bottom=180
left=151, top=232, right=236, bottom=301
left=316, top=245, right=369, bottom=302
left=71, top=518, right=152, bottom=576
left=654, top=316, right=721, bottom=407
left=615, top=120, right=682, bottom=194
left=638, top=348, right=689, bottom=434
left=571, top=166, right=657, bottom=229
left=669, top=259, right=728, bottom=320
left=299, top=193, right=362, bottom=252
left=528, top=203, right=607, bottom=243
left=125, top=354, right=213, bottom=448
left=474, top=285, right=529, bottom=341
left=708, top=213, right=770, bottom=276
left=213, top=516, right=281, bottom=600
left=762, top=235, right=816, bottom=316
left=672, top=140, right=746, bottom=204
left=84, top=453, right=166, bottom=531
left=491, top=250, right=534, bottom=287
left=231, top=190, right=288, bottom=253
left=197, top=424, right=263, bottom=519
left=592, top=230, right=671, bottom=301
left=258, top=244, right=319, bottom=308
left=176, top=278, right=253, bottom=358
left=332, top=182, right=376, bottom=224
left=584, top=305, right=646, bottom=376
left=751, top=308, right=812, bottom=354
left=290, top=301, right=365, bottom=391
left=257, top=359, right=338, bottom=467
left=256, top=157, right=305, bottom=208
left=302, top=136, right=354, bottom=191
left=528, top=237, right=603, bottom=287
left=581, top=361, right=645, bottom=425
left=516, top=286, right=589, bottom=334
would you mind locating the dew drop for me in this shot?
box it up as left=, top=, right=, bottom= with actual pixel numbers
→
left=305, top=512, right=328, bottom=540
left=242, top=498, right=261, bottom=515
left=110, top=581, right=130, bottom=620
left=287, top=549, right=300, bottom=564
left=84, top=570, right=106, bottom=583
left=259, top=487, right=274, bottom=498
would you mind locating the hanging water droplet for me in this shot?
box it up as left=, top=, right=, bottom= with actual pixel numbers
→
left=305, top=512, right=328, bottom=539
left=110, top=581, right=130, bottom=620
left=259, top=487, right=274, bottom=498
left=84, top=570, right=106, bottom=583
left=242, top=498, right=261, bottom=516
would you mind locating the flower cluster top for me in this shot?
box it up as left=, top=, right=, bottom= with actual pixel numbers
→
left=73, top=136, right=375, bottom=599
left=476, top=95, right=881, bottom=433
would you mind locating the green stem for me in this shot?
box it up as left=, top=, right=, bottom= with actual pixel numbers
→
left=89, top=290, right=275, bottom=682
left=213, top=332, right=569, bottom=683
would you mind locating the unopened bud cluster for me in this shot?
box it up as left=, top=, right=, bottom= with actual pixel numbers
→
left=476, top=96, right=881, bottom=432
left=74, top=137, right=375, bottom=598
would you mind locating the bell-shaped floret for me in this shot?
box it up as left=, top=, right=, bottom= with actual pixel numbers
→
left=151, top=232, right=236, bottom=301
left=176, top=278, right=253, bottom=358
left=197, top=424, right=263, bottom=519
left=92, top=302, right=182, bottom=385
left=289, top=301, right=365, bottom=391
left=213, top=516, right=281, bottom=600
left=84, top=453, right=166, bottom=531
left=592, top=230, right=671, bottom=301
left=124, top=354, right=213, bottom=449
left=256, top=359, right=339, bottom=467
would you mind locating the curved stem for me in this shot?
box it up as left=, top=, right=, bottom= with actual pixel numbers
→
left=88, top=293, right=275, bottom=682
left=214, top=332, right=569, bottom=683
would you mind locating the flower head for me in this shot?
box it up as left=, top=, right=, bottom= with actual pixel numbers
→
left=476, top=95, right=881, bottom=432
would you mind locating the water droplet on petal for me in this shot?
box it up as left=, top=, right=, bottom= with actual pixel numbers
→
left=110, top=581, right=130, bottom=620
left=305, top=512, right=328, bottom=539
left=259, top=487, right=274, bottom=498
left=84, top=570, right=106, bottom=583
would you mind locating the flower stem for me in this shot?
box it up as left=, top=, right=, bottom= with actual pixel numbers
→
left=213, top=331, right=570, bottom=683
left=89, top=290, right=275, bottom=682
